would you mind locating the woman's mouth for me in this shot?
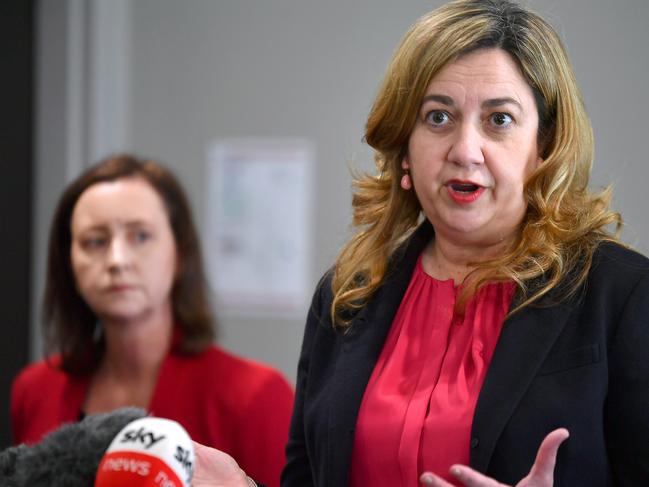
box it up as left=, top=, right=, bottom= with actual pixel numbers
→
left=107, top=284, right=134, bottom=293
left=446, top=180, right=485, bottom=204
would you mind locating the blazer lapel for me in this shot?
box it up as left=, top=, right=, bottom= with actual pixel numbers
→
left=470, top=296, right=575, bottom=471
left=327, top=222, right=433, bottom=486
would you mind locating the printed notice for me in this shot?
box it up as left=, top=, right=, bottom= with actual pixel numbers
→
left=205, top=138, right=314, bottom=316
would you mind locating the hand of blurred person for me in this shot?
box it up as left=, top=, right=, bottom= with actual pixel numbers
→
left=419, top=429, right=569, bottom=487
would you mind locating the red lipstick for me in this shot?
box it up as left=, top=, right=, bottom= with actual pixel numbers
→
left=446, top=179, right=485, bottom=204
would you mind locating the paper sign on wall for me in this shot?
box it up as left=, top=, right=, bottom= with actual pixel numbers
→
left=205, top=138, right=314, bottom=316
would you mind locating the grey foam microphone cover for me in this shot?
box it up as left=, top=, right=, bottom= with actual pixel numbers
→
left=0, top=407, right=147, bottom=487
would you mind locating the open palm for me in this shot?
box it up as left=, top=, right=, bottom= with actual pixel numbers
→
left=420, top=429, right=569, bottom=487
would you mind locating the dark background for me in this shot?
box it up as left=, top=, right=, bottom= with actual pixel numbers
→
left=0, top=0, right=35, bottom=447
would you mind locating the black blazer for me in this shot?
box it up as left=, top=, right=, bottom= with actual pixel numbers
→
left=281, top=222, right=649, bottom=486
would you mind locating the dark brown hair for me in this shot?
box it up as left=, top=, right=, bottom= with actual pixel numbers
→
left=44, top=154, right=215, bottom=374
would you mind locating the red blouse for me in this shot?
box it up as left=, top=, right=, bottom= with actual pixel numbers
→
left=11, top=345, right=294, bottom=487
left=350, top=257, right=515, bottom=485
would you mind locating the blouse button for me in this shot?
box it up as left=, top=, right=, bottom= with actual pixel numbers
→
left=470, top=437, right=480, bottom=449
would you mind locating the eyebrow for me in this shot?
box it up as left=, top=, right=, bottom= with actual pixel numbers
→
left=421, top=94, right=523, bottom=111
left=124, top=220, right=151, bottom=228
left=421, top=94, right=455, bottom=107
left=481, top=97, right=522, bottom=111
left=76, top=220, right=151, bottom=233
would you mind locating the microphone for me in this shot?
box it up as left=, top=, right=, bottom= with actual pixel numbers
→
left=95, top=417, right=195, bottom=487
left=0, top=407, right=147, bottom=487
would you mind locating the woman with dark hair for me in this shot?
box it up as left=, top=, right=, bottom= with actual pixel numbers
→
left=11, top=154, right=294, bottom=487
left=190, top=0, right=649, bottom=486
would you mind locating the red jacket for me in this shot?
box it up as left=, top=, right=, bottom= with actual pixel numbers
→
left=11, top=345, right=294, bottom=487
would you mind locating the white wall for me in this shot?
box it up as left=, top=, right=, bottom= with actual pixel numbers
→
left=35, top=0, right=649, bottom=380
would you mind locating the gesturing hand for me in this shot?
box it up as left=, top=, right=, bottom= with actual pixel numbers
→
left=191, top=441, right=253, bottom=487
left=420, top=428, right=569, bottom=487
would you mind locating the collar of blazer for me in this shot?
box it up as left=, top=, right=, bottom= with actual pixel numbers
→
left=326, top=219, right=577, bottom=483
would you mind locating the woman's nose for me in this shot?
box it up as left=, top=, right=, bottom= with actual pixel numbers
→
left=446, top=124, right=485, bottom=167
left=107, top=238, right=132, bottom=271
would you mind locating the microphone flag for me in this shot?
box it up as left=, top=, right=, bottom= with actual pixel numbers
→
left=94, top=417, right=195, bottom=487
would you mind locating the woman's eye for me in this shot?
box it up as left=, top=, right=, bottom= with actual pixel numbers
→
left=133, top=230, right=151, bottom=243
left=82, top=237, right=107, bottom=249
left=490, top=112, right=513, bottom=127
left=425, top=110, right=450, bottom=126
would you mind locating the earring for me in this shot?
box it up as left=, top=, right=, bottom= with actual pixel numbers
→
left=400, top=170, right=412, bottom=190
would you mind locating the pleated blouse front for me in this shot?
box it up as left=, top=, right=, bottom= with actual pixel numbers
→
left=349, top=256, right=515, bottom=485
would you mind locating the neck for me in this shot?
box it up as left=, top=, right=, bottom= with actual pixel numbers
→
left=422, top=232, right=514, bottom=284
left=98, top=303, right=174, bottom=383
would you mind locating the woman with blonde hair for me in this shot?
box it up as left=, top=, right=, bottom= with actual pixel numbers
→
left=193, top=0, right=649, bottom=485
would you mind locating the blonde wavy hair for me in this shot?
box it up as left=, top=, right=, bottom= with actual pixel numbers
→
left=331, top=0, right=622, bottom=326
